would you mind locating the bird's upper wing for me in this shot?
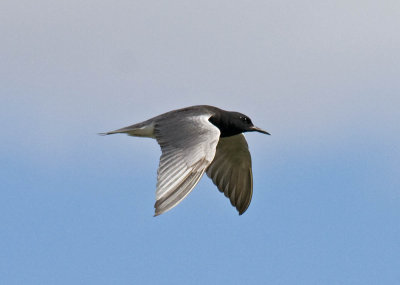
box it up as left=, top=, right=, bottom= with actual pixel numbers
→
left=206, top=134, right=253, bottom=215
left=154, top=113, right=220, bottom=216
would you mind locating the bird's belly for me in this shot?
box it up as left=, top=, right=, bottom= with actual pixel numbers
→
left=129, top=122, right=156, bottom=138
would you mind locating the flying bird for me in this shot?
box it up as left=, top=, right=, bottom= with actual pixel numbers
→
left=102, top=105, right=269, bottom=216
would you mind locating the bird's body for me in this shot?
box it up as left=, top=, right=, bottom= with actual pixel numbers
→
left=102, top=105, right=269, bottom=216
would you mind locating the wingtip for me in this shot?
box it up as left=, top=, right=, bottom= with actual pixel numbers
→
left=153, top=203, right=163, bottom=217
left=238, top=208, right=248, bottom=216
left=98, top=132, right=109, bottom=136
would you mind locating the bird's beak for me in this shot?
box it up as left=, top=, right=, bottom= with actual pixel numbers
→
left=250, top=126, right=270, bottom=135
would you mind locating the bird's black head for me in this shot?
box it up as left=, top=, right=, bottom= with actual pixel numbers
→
left=209, top=110, right=270, bottom=137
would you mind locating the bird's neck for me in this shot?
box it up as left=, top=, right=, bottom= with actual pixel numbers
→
left=208, top=113, right=241, bottom=137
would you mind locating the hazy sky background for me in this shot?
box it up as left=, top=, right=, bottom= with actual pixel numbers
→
left=1, top=1, right=399, bottom=284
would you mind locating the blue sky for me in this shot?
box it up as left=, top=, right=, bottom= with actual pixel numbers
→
left=1, top=1, right=399, bottom=284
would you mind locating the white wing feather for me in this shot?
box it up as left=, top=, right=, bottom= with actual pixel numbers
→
left=154, top=114, right=220, bottom=216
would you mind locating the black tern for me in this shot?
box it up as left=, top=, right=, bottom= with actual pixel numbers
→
left=102, top=105, right=269, bottom=216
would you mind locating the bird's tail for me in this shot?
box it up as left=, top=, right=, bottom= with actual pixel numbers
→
left=99, top=120, right=155, bottom=138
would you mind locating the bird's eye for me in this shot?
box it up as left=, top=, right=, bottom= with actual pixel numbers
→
left=239, top=116, right=250, bottom=124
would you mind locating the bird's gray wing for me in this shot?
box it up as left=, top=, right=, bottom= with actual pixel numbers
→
left=154, top=113, right=220, bottom=216
left=206, top=134, right=253, bottom=215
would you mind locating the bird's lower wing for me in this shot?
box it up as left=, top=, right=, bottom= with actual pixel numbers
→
left=206, top=134, right=253, bottom=215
